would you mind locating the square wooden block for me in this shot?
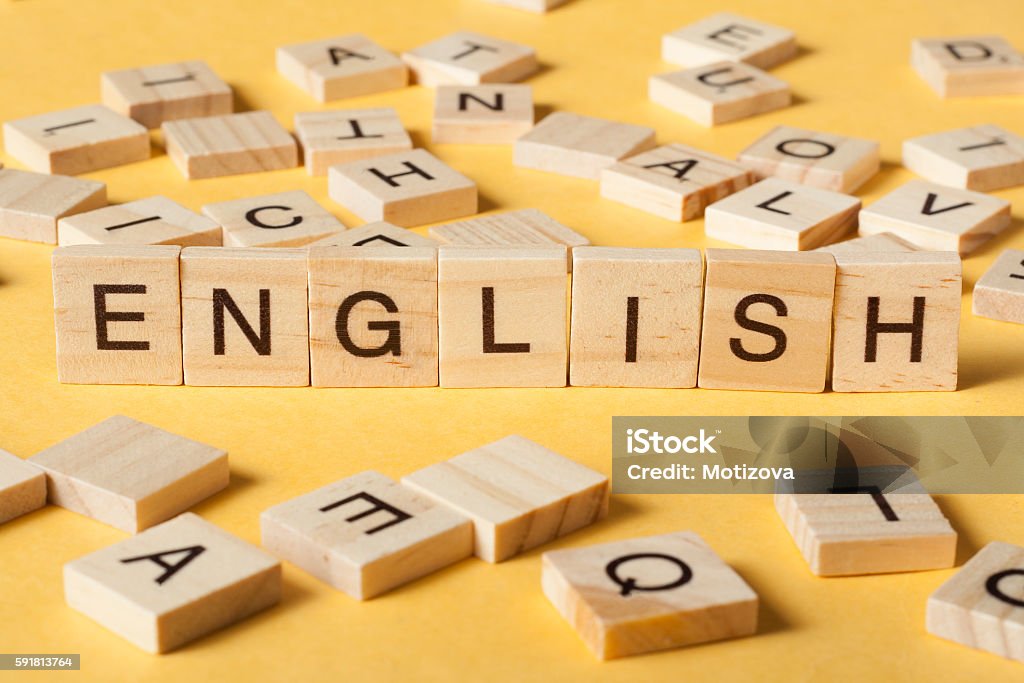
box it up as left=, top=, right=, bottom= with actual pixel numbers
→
left=912, top=36, right=1024, bottom=97
left=101, top=60, right=233, bottom=129
left=542, top=531, right=758, bottom=660
left=903, top=124, right=1024, bottom=191
left=307, top=221, right=439, bottom=248
left=737, top=125, right=881, bottom=193
left=437, top=246, right=567, bottom=387
left=3, top=104, right=149, bottom=175
left=162, top=111, right=298, bottom=180
left=831, top=251, right=961, bottom=392
left=859, top=180, right=1010, bottom=255
left=569, top=247, right=704, bottom=388
left=600, top=143, right=755, bottom=221
left=308, top=246, right=438, bottom=387
left=294, top=108, right=412, bottom=176
left=30, top=416, right=228, bottom=533
left=261, top=471, right=471, bottom=599
left=402, top=435, right=608, bottom=563
left=432, top=84, right=534, bottom=144
left=53, top=245, right=183, bottom=385
left=64, top=512, right=280, bottom=653
left=328, top=148, right=477, bottom=227
left=203, top=190, right=344, bottom=247
left=815, top=232, right=919, bottom=256
left=57, top=196, right=221, bottom=247
left=698, top=249, right=836, bottom=393
left=662, top=12, right=796, bottom=69
left=704, top=178, right=861, bottom=250
left=0, top=168, right=106, bottom=244
left=484, top=0, right=568, bottom=11
left=277, top=34, right=407, bottom=102
left=181, top=248, right=310, bottom=386
left=0, top=449, right=46, bottom=525
left=649, top=62, right=790, bottom=126
left=402, top=31, right=538, bottom=86
left=514, top=112, right=656, bottom=180
left=973, top=249, right=1024, bottom=325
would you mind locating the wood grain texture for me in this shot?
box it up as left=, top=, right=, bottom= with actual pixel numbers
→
left=203, top=190, right=344, bottom=247
left=514, top=112, right=656, bottom=179
left=902, top=124, right=1024, bottom=191
left=0, top=168, right=106, bottom=244
left=101, top=60, right=232, bottom=129
left=0, top=448, right=46, bottom=525
left=814, top=232, right=919, bottom=255
left=57, top=196, right=221, bottom=247
left=402, top=31, right=537, bottom=86
left=162, top=111, right=298, bottom=179
left=277, top=34, right=407, bottom=102
left=294, top=108, right=412, bottom=176
left=662, top=12, right=796, bottom=69
left=432, top=84, right=534, bottom=143
left=973, top=248, right=1024, bottom=325
left=911, top=36, right=1024, bottom=97
left=649, top=61, right=790, bottom=126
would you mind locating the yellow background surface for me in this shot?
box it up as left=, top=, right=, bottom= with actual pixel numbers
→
left=1, top=0, right=1023, bottom=680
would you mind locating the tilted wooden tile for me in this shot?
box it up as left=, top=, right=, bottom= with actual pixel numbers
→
left=569, top=247, right=704, bottom=388
left=402, top=31, right=538, bottom=87
left=3, top=104, right=149, bottom=175
left=30, top=416, right=228, bottom=533
left=484, top=0, right=568, bottom=11
left=203, top=190, right=344, bottom=248
left=973, top=249, right=1024, bottom=325
left=328, top=148, right=477, bottom=227
left=261, top=471, right=471, bottom=599
left=514, top=112, right=656, bottom=180
left=698, top=249, right=836, bottom=393
left=277, top=34, right=408, bottom=102
left=306, top=221, right=439, bottom=248
left=600, top=143, right=755, bottom=221
left=859, top=180, right=1010, bottom=255
left=181, top=248, right=310, bottom=386
left=101, top=60, right=233, bottom=129
left=432, top=84, right=534, bottom=144
left=814, top=232, right=919, bottom=256
left=437, top=246, right=567, bottom=387
left=0, top=168, right=106, bottom=244
left=903, top=124, right=1024, bottom=191
left=704, top=178, right=861, bottom=250
left=662, top=12, right=796, bottom=69
left=294, top=108, right=412, bottom=176
left=927, top=541, right=1024, bottom=662
left=831, top=251, right=961, bottom=392
left=53, top=245, right=183, bottom=385
left=64, top=512, right=280, bottom=654
left=162, top=111, right=298, bottom=180
left=308, top=247, right=438, bottom=387
left=912, top=36, right=1024, bottom=97
left=649, top=62, right=790, bottom=126
left=542, top=531, right=758, bottom=660
left=737, top=125, right=881, bottom=193
left=57, top=196, right=221, bottom=247
left=402, top=435, right=608, bottom=563
left=0, top=448, right=46, bottom=525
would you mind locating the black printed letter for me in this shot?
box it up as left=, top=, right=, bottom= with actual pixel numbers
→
left=213, top=289, right=271, bottom=356
left=94, top=284, right=149, bottom=351
left=481, top=287, right=530, bottom=354
left=864, top=296, right=925, bottom=363
left=335, top=291, right=402, bottom=358
left=121, top=545, right=206, bottom=585
left=730, top=294, right=788, bottom=362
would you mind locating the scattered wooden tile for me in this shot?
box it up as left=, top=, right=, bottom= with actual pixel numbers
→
left=162, top=111, right=298, bottom=180
left=203, top=190, right=344, bottom=247
left=294, top=108, right=412, bottom=176
left=973, top=248, right=1024, bottom=325
left=57, top=196, right=221, bottom=247
left=484, top=0, right=568, bottom=11
left=276, top=34, right=408, bottom=102
left=432, top=84, right=534, bottom=143
left=903, top=124, right=1024, bottom=191
left=0, top=448, right=46, bottom=525
left=814, top=232, right=919, bottom=255
left=662, top=12, right=796, bottom=69
left=649, top=61, right=790, bottom=126
left=514, top=112, right=656, bottom=180
left=912, top=36, right=1024, bottom=97
left=101, top=60, right=233, bottom=129
left=0, top=168, right=106, bottom=244
left=402, top=31, right=538, bottom=87
left=306, top=221, right=439, bottom=248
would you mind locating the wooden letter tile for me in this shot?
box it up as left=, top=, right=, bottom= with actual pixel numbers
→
left=514, top=112, right=656, bottom=180
left=973, top=249, right=1024, bottom=325
left=203, top=190, right=344, bottom=248
left=432, top=84, right=534, bottom=144
left=662, top=12, right=796, bottom=69
left=306, top=221, right=439, bottom=248
left=649, top=62, right=790, bottom=126
left=162, top=111, right=298, bottom=180
left=484, top=0, right=568, bottom=11
left=0, top=448, right=46, bottom=525
left=276, top=34, right=408, bottom=102
left=101, top=60, right=233, bottom=129
left=57, top=196, right=221, bottom=247
left=814, top=232, right=919, bottom=256
left=402, top=31, right=538, bottom=87
left=912, top=36, right=1024, bottom=97
left=294, top=108, right=412, bottom=176
left=903, top=124, right=1024, bottom=191
left=0, top=168, right=106, bottom=244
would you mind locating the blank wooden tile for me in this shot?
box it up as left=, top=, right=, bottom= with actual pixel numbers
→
left=738, top=125, right=881, bottom=193
left=306, top=221, right=440, bottom=248
left=0, top=448, right=46, bottom=525
left=484, top=0, right=568, bottom=11
left=101, top=60, right=233, bottom=129
left=432, top=84, right=534, bottom=143
left=662, top=12, right=796, bottom=69
left=542, top=531, right=758, bottom=660
left=402, top=435, right=608, bottom=563
left=927, top=541, right=1024, bottom=662
left=649, top=62, right=790, bottom=126
left=65, top=512, right=280, bottom=654
left=831, top=251, right=961, bottom=392
left=53, top=245, right=183, bottom=385
left=181, top=248, right=309, bottom=386
left=600, top=143, right=755, bottom=221
left=698, top=249, right=836, bottom=393
left=261, top=471, right=471, bottom=599
left=437, top=246, right=567, bottom=387
left=3, top=104, right=149, bottom=175
left=569, top=247, right=703, bottom=388
left=973, top=249, right=1024, bottom=325
left=402, top=31, right=538, bottom=87
left=912, top=36, right=1024, bottom=97
left=903, top=124, right=1024, bottom=191
left=0, top=168, right=106, bottom=244
left=514, top=112, right=656, bottom=180
left=57, top=196, right=221, bottom=247
left=814, top=232, right=919, bottom=256
left=162, top=111, right=298, bottom=180
left=328, top=148, right=477, bottom=227
left=859, top=180, right=1010, bottom=255
left=277, top=34, right=408, bottom=102
left=203, top=191, right=344, bottom=247
left=30, top=416, right=228, bottom=533
left=704, top=178, right=861, bottom=250
left=294, top=108, right=412, bottom=176
left=308, top=247, right=438, bottom=387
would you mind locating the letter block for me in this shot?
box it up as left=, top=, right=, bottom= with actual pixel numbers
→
left=402, top=31, right=538, bottom=87
left=814, top=232, right=919, bottom=256
left=698, top=249, right=836, bottom=393
left=64, top=512, right=280, bottom=653
left=0, top=168, right=106, bottom=244
left=100, top=60, right=233, bottom=129
left=514, top=112, right=656, bottom=180
left=649, top=62, right=790, bottom=126
left=203, top=190, right=345, bottom=248
left=306, top=221, right=440, bottom=248
left=261, top=471, right=472, bottom=599
left=162, top=111, right=298, bottom=180
left=973, top=249, right=1024, bottom=325
left=662, top=12, right=796, bottom=69
left=402, top=435, right=609, bottom=562
left=308, top=247, right=438, bottom=387
left=276, top=34, right=408, bottom=102
left=903, top=124, right=1024, bottom=191
left=294, top=108, right=412, bottom=176
left=57, top=196, right=221, bottom=247
left=541, top=531, right=758, bottom=660
left=912, top=36, right=1024, bottom=97
left=432, top=84, right=534, bottom=144
left=30, top=416, right=228, bottom=533
left=0, top=449, right=46, bottom=525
